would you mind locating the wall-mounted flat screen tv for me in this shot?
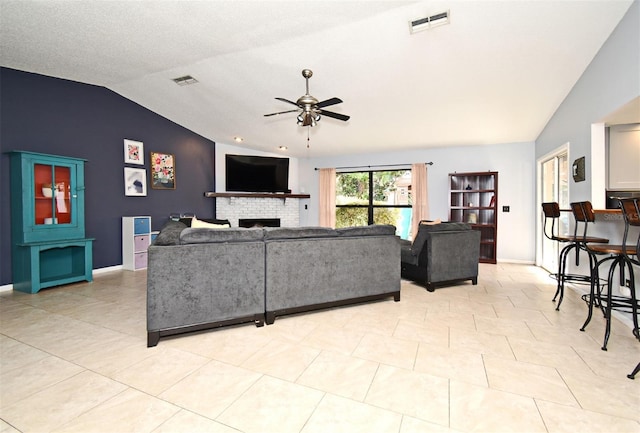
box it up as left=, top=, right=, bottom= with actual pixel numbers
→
left=225, top=154, right=290, bottom=193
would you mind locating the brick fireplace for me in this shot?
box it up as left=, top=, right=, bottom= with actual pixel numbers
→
left=207, top=192, right=309, bottom=227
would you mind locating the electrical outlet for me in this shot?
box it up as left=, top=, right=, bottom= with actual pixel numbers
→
left=502, top=206, right=510, bottom=212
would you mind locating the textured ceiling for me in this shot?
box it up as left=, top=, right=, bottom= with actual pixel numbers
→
left=0, top=0, right=635, bottom=157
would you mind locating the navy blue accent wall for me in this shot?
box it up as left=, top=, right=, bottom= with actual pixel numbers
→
left=0, top=68, right=216, bottom=285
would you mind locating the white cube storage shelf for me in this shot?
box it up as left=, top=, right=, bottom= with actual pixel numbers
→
left=122, top=216, right=151, bottom=271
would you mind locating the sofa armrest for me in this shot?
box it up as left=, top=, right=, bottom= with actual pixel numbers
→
left=147, top=241, right=265, bottom=333
left=425, top=230, right=480, bottom=282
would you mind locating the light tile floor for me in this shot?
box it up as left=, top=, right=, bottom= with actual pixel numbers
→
left=1, top=263, right=639, bottom=433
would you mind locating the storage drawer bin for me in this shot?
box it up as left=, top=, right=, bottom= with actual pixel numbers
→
left=134, top=235, right=150, bottom=252
left=134, top=217, right=151, bottom=235
left=134, top=252, right=148, bottom=269
left=123, top=216, right=151, bottom=271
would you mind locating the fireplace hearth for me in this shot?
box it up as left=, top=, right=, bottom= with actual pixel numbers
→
left=239, top=218, right=281, bottom=228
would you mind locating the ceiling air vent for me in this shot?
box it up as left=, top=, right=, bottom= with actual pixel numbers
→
left=172, top=75, right=198, bottom=86
left=409, top=10, right=450, bottom=34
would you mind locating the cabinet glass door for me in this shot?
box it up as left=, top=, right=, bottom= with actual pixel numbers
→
left=34, top=163, right=72, bottom=226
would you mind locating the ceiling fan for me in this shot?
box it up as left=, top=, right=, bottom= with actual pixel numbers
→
left=264, top=69, right=350, bottom=127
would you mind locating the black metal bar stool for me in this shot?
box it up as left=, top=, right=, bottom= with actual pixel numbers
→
left=547, top=201, right=609, bottom=310
left=581, top=198, right=640, bottom=351
left=542, top=202, right=575, bottom=308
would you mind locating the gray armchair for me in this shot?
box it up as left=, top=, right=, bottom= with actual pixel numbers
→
left=401, top=221, right=480, bottom=291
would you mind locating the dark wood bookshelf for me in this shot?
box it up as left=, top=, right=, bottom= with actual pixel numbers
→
left=449, top=171, right=498, bottom=264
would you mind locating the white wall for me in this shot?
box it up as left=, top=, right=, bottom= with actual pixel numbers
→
left=535, top=0, right=639, bottom=203
left=298, top=142, right=536, bottom=263
left=214, top=2, right=639, bottom=263
left=533, top=1, right=640, bottom=309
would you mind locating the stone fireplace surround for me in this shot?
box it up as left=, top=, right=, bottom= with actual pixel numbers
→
left=205, top=192, right=310, bottom=228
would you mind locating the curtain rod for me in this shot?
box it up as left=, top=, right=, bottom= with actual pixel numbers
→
left=314, top=162, right=433, bottom=171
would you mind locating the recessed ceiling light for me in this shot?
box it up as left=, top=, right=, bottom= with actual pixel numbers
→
left=278, top=146, right=288, bottom=151
left=172, top=75, right=198, bottom=86
left=233, top=136, right=243, bottom=143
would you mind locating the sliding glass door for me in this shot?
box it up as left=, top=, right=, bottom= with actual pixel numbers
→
left=540, top=151, right=569, bottom=272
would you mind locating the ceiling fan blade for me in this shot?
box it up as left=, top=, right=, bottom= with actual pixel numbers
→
left=275, top=97, right=300, bottom=107
left=318, top=109, right=350, bottom=122
left=264, top=109, right=299, bottom=117
left=316, top=97, right=343, bottom=108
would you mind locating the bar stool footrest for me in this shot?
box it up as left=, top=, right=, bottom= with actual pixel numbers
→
left=549, top=273, right=592, bottom=285
left=583, top=294, right=640, bottom=314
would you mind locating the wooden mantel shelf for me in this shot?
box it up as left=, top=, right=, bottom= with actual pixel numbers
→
left=204, top=192, right=310, bottom=199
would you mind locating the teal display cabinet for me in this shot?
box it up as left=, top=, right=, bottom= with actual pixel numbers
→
left=9, top=151, right=94, bottom=293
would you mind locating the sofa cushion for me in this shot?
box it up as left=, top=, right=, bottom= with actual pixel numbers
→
left=263, top=227, right=338, bottom=240
left=180, top=227, right=264, bottom=244
left=419, top=221, right=471, bottom=232
left=336, top=225, right=396, bottom=237
left=153, top=220, right=188, bottom=246
left=411, top=222, right=472, bottom=255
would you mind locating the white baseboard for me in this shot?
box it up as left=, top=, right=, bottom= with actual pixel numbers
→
left=93, top=265, right=124, bottom=275
left=496, top=259, right=536, bottom=265
left=0, top=265, right=125, bottom=293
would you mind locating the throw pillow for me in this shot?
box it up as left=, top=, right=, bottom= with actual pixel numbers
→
left=191, top=216, right=230, bottom=229
left=420, top=219, right=442, bottom=225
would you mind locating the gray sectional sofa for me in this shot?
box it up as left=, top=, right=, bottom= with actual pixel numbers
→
left=146, top=221, right=401, bottom=346
left=264, top=226, right=401, bottom=324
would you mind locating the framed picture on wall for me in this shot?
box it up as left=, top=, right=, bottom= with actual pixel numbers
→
left=124, top=167, right=147, bottom=196
left=150, top=151, right=176, bottom=189
left=124, top=139, right=144, bottom=165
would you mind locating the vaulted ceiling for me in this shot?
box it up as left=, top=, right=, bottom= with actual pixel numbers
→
left=0, top=1, right=634, bottom=157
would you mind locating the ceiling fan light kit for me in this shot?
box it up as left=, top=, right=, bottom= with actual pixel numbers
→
left=264, top=69, right=350, bottom=128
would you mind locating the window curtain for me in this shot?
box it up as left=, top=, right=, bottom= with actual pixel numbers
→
left=318, top=168, right=336, bottom=228
left=411, top=163, right=429, bottom=240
